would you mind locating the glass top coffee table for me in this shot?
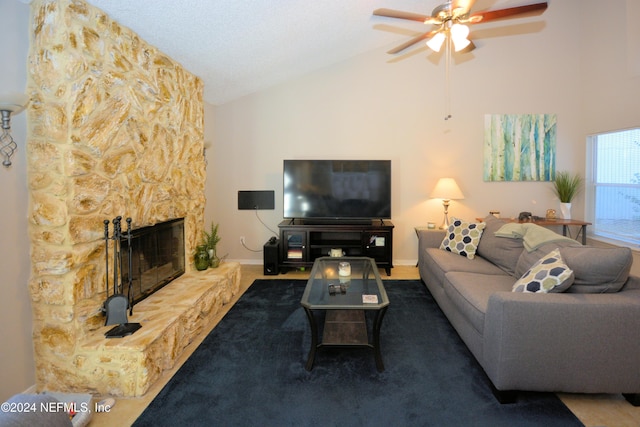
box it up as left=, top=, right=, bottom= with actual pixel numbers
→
left=300, top=257, right=390, bottom=371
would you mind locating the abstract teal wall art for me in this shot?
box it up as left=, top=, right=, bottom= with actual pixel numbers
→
left=484, top=114, right=557, bottom=181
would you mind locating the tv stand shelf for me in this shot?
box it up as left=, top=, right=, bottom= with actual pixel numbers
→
left=278, top=219, right=394, bottom=275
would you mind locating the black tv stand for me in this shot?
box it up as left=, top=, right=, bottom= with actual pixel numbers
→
left=278, top=219, right=394, bottom=275
left=297, top=218, right=375, bottom=226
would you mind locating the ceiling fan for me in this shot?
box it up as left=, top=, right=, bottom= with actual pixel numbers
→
left=373, top=1, right=548, bottom=120
left=373, top=1, right=548, bottom=54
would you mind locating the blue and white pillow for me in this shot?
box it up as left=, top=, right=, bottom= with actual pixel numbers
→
left=513, top=249, right=574, bottom=293
left=440, top=218, right=486, bottom=260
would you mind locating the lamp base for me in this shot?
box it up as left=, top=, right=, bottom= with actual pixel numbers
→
left=439, top=216, right=450, bottom=230
left=439, top=199, right=451, bottom=230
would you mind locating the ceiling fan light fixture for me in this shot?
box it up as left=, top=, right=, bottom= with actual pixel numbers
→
left=450, top=23, right=470, bottom=51
left=426, top=32, right=446, bottom=52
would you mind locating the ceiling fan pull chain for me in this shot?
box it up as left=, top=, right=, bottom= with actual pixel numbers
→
left=444, top=35, right=452, bottom=120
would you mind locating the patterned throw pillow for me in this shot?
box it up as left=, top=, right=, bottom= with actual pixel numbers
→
left=512, top=249, right=574, bottom=293
left=440, top=218, right=486, bottom=259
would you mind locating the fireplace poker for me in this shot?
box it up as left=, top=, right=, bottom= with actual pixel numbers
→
left=104, top=219, right=110, bottom=301
left=112, top=217, right=119, bottom=297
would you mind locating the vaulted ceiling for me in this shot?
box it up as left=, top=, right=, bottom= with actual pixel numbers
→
left=86, top=0, right=532, bottom=106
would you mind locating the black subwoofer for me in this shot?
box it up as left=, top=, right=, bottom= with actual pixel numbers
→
left=263, top=239, right=279, bottom=275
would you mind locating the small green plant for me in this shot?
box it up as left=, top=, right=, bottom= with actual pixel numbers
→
left=553, top=171, right=583, bottom=203
left=201, top=221, right=221, bottom=266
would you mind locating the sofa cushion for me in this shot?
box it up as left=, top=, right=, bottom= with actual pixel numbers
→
left=515, top=241, right=584, bottom=277
left=476, top=215, right=524, bottom=276
left=561, top=246, right=632, bottom=293
left=425, top=247, right=509, bottom=278
left=440, top=218, right=486, bottom=259
left=516, top=243, right=633, bottom=293
left=443, top=272, right=515, bottom=335
left=513, top=249, right=574, bottom=293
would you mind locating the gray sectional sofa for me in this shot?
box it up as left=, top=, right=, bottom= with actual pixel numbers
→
left=417, top=215, right=640, bottom=404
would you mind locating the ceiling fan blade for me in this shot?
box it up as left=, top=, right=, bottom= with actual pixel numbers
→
left=373, top=8, right=431, bottom=23
left=387, top=31, right=437, bottom=54
left=468, top=2, right=548, bottom=24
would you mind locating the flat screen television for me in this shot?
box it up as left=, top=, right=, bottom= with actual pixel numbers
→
left=283, top=160, right=391, bottom=222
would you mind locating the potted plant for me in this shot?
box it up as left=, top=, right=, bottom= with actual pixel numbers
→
left=552, top=171, right=583, bottom=219
left=202, top=221, right=222, bottom=268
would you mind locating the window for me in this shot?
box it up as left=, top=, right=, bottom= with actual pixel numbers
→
left=586, top=128, right=640, bottom=248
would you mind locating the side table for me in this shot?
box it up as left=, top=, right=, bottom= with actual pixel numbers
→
left=476, top=218, right=592, bottom=245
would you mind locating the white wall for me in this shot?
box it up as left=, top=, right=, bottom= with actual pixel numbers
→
left=207, top=0, right=593, bottom=266
left=0, top=0, right=35, bottom=401
left=580, top=0, right=640, bottom=132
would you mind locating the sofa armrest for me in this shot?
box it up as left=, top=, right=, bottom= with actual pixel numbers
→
left=417, top=228, right=445, bottom=251
left=623, top=273, right=640, bottom=290
left=483, top=289, right=640, bottom=393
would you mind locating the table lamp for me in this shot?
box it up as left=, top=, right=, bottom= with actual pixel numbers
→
left=430, top=178, right=465, bottom=229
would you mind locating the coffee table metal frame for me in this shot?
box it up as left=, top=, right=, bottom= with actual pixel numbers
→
left=300, top=257, right=389, bottom=372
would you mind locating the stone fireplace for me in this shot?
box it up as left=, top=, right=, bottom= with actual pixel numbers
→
left=25, top=0, right=240, bottom=396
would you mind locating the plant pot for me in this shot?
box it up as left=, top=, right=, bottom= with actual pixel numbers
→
left=560, top=202, right=572, bottom=219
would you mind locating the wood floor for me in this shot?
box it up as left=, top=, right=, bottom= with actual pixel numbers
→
left=90, top=264, right=640, bottom=426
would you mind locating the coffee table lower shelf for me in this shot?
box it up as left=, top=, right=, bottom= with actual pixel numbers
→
left=303, top=308, right=388, bottom=372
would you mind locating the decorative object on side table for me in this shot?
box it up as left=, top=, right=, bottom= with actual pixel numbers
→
left=552, top=171, right=583, bottom=219
left=430, top=177, right=465, bottom=229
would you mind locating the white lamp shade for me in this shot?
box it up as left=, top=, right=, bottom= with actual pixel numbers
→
left=450, top=23, right=469, bottom=41
left=0, top=93, right=30, bottom=114
left=452, top=36, right=470, bottom=52
left=430, top=178, right=465, bottom=200
left=450, top=24, right=470, bottom=52
left=426, top=32, right=446, bottom=52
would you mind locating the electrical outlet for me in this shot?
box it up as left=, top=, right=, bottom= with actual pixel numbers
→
left=240, top=236, right=245, bottom=244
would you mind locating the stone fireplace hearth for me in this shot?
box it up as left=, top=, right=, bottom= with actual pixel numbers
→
left=25, top=0, right=240, bottom=397
left=77, top=263, right=240, bottom=396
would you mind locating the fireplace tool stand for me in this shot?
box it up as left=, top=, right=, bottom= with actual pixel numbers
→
left=103, top=216, right=141, bottom=338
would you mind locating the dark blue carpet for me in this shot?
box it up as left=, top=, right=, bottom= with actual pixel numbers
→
left=134, top=279, right=583, bottom=426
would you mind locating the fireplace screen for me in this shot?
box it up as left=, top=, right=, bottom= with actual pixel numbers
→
left=121, top=218, right=185, bottom=305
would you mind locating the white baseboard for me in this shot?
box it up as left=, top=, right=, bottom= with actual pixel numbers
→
left=227, top=258, right=262, bottom=265
left=394, top=259, right=418, bottom=266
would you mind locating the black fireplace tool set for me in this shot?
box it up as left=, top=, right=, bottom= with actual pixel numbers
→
left=102, top=216, right=141, bottom=338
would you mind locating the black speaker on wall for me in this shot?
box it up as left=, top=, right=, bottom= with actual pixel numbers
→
left=263, top=238, right=279, bottom=275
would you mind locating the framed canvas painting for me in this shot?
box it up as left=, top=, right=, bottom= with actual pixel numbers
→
left=484, top=114, right=557, bottom=182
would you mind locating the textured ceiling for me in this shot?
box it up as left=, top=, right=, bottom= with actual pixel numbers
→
left=85, top=0, right=517, bottom=106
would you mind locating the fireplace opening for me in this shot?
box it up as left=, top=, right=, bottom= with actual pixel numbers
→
left=121, top=218, right=185, bottom=305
